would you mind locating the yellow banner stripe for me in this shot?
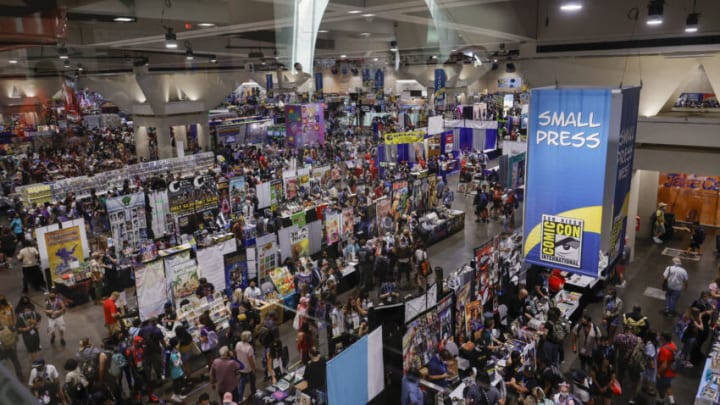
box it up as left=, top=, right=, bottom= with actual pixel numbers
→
left=524, top=206, right=603, bottom=257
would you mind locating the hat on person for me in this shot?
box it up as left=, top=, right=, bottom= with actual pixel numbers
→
left=133, top=336, right=144, bottom=344
left=32, top=358, right=45, bottom=368
left=673, top=257, right=682, bottom=265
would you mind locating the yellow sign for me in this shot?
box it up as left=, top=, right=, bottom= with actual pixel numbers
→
left=540, top=214, right=583, bottom=269
left=383, top=130, right=425, bottom=144
left=45, top=226, right=84, bottom=282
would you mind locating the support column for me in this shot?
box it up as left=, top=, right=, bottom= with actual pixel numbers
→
left=197, top=121, right=210, bottom=153
left=626, top=169, right=660, bottom=261
left=156, top=125, right=174, bottom=159
left=134, top=126, right=150, bottom=160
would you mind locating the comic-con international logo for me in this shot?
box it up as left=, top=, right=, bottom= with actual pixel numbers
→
left=541, top=214, right=584, bottom=268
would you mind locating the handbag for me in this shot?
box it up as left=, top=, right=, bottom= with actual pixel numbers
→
left=662, top=278, right=668, bottom=291
left=610, top=379, right=622, bottom=395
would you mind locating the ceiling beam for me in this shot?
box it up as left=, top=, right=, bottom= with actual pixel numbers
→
left=385, top=13, right=533, bottom=42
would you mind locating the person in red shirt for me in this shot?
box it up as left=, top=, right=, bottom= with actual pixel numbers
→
left=656, top=331, right=678, bottom=404
left=103, top=291, right=122, bottom=337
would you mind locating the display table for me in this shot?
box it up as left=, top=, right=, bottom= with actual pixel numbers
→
left=256, top=299, right=285, bottom=326
left=563, top=272, right=600, bottom=292
left=417, top=210, right=465, bottom=246
left=54, top=279, right=92, bottom=307
left=554, top=290, right=583, bottom=321
left=696, top=339, right=720, bottom=404
left=251, top=365, right=308, bottom=404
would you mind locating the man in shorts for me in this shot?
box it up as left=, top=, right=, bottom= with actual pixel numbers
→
left=44, top=289, right=66, bottom=346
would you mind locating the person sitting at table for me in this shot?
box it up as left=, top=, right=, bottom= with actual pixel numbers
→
left=195, top=278, right=215, bottom=300
left=243, top=280, right=263, bottom=304
left=477, top=318, right=503, bottom=352
left=504, top=350, right=529, bottom=403
left=426, top=349, right=452, bottom=388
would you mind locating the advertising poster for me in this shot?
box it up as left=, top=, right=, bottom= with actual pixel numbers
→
left=657, top=173, right=720, bottom=227
left=454, top=282, right=471, bottom=341
left=168, top=178, right=195, bottom=216
left=256, top=233, right=278, bottom=281
left=366, top=202, right=378, bottom=237
left=45, top=226, right=84, bottom=282
left=312, top=165, right=332, bottom=188
left=608, top=87, right=641, bottom=262
left=325, top=212, right=341, bottom=245
left=164, top=250, right=199, bottom=301
left=148, top=190, right=170, bottom=238
left=224, top=251, right=247, bottom=291
left=290, top=227, right=310, bottom=261
left=134, top=259, right=168, bottom=321
left=229, top=176, right=246, bottom=218
left=375, top=198, right=390, bottom=234
left=383, top=130, right=425, bottom=145
left=391, top=180, right=410, bottom=221
left=106, top=192, right=147, bottom=256
left=270, top=180, right=283, bottom=211
left=474, top=240, right=496, bottom=309
left=523, top=88, right=623, bottom=277
left=464, top=301, right=482, bottom=339
left=285, top=104, right=325, bottom=148
left=268, top=267, right=295, bottom=297
left=192, top=175, right=219, bottom=215
left=196, top=244, right=229, bottom=293
left=341, top=207, right=354, bottom=239
left=434, top=69, right=446, bottom=106
left=297, top=168, right=311, bottom=187
left=509, top=153, right=526, bottom=190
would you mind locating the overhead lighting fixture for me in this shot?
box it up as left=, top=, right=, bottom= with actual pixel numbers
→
left=340, top=54, right=347, bottom=58
left=362, top=13, right=375, bottom=17
left=647, top=0, right=664, bottom=25
left=318, top=29, right=328, bottom=33
left=431, top=55, right=437, bottom=59
left=390, top=40, right=398, bottom=52
left=686, top=12, right=699, bottom=33
left=197, top=22, right=215, bottom=27
left=360, top=32, right=371, bottom=37
left=209, top=55, right=217, bottom=63
left=165, top=28, right=178, bottom=49
left=63, top=59, right=70, bottom=68
left=559, top=1, right=583, bottom=12
left=77, top=64, right=83, bottom=71
left=373, top=57, right=379, bottom=62
left=347, top=10, right=362, bottom=14
left=113, top=16, right=136, bottom=22
left=8, top=59, right=17, bottom=64
left=493, top=58, right=498, bottom=63
left=58, top=47, right=68, bottom=59
left=185, top=49, right=194, bottom=60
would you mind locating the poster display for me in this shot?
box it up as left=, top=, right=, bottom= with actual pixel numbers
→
left=383, top=130, right=425, bottom=145
left=297, top=168, right=311, bottom=187
left=106, top=192, right=147, bottom=256
left=270, top=180, right=283, bottom=211
left=438, top=294, right=453, bottom=341
left=523, top=87, right=628, bottom=277
left=168, top=176, right=219, bottom=235
left=256, top=181, right=272, bottom=210
left=312, top=165, right=332, bottom=187
left=164, top=250, right=199, bottom=301
left=341, top=207, right=354, bottom=239
left=454, top=281, right=472, bottom=341
left=224, top=251, right=248, bottom=291
left=464, top=301, right=482, bottom=338
left=474, top=240, right=496, bottom=309
left=291, top=211, right=306, bottom=227
left=196, top=242, right=236, bottom=294
left=375, top=198, right=391, bottom=234
left=229, top=176, right=246, bottom=219
left=402, top=311, right=441, bottom=373
left=134, top=259, right=168, bottom=320
left=291, top=227, right=310, bottom=261
left=285, top=104, right=325, bottom=148
left=285, top=177, right=298, bottom=201
left=391, top=180, right=410, bottom=221
left=45, top=226, right=85, bottom=282
left=148, top=191, right=171, bottom=238
left=325, top=212, right=341, bottom=245
left=268, top=267, right=295, bottom=297
left=657, top=173, right=720, bottom=227
left=256, top=233, right=278, bottom=281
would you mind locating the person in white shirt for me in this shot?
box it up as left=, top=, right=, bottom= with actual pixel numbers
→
left=663, top=257, right=688, bottom=316
left=28, top=359, right=60, bottom=388
left=244, top=280, right=263, bottom=304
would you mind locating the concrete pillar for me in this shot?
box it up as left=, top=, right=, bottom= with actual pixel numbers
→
left=197, top=121, right=210, bottom=153
left=627, top=169, right=660, bottom=261
left=135, top=126, right=150, bottom=160
left=156, top=125, right=174, bottom=159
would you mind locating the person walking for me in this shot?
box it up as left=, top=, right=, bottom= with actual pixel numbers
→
left=17, top=240, right=43, bottom=293
left=209, top=346, right=241, bottom=403
left=103, top=292, right=123, bottom=338
left=235, top=331, right=257, bottom=402
left=663, top=257, right=688, bottom=317
left=15, top=295, right=42, bottom=362
left=167, top=338, right=188, bottom=403
left=656, top=331, right=679, bottom=405
left=0, top=294, right=23, bottom=380
left=44, top=289, right=66, bottom=347
left=571, top=313, right=601, bottom=372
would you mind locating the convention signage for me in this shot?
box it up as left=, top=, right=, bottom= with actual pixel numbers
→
left=434, top=69, right=446, bottom=105
left=383, top=130, right=425, bottom=145
left=523, top=87, right=639, bottom=277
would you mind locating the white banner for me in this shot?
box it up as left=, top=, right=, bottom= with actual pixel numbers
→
left=164, top=250, right=199, bottom=301
left=135, top=259, right=168, bottom=320
left=197, top=245, right=226, bottom=293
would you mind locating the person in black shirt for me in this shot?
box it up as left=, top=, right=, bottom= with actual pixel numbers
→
left=195, top=278, right=215, bottom=300
left=303, top=347, right=327, bottom=396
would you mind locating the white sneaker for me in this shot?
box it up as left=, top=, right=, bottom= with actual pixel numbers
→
left=617, top=281, right=626, bottom=288
left=653, top=237, right=663, bottom=244
left=170, top=394, right=185, bottom=403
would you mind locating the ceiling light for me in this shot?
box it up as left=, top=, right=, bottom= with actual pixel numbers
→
left=210, top=55, right=217, bottom=63
left=58, top=47, right=68, bottom=59
left=165, top=29, right=178, bottom=49
left=362, top=13, right=375, bottom=17
left=686, top=12, right=699, bottom=33
left=197, top=23, right=215, bottom=27
left=113, top=16, right=136, bottom=22
left=77, top=64, right=83, bottom=71
left=63, top=59, right=70, bottom=68
left=451, top=49, right=457, bottom=52
left=340, top=54, right=347, bottom=58
left=432, top=55, right=437, bottom=59
left=559, top=1, right=583, bottom=12
left=373, top=57, right=379, bottom=62
left=493, top=58, right=498, bottom=63
left=390, top=41, right=398, bottom=52
left=8, top=59, right=17, bottom=64
left=360, top=32, right=371, bottom=37
left=347, top=10, right=362, bottom=14
left=647, top=0, right=664, bottom=25
left=473, top=54, right=482, bottom=65
left=318, top=29, right=328, bottom=33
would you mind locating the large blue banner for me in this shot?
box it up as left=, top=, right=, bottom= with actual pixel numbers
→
left=314, top=72, right=323, bottom=97
left=523, top=88, right=622, bottom=277
left=434, top=69, right=446, bottom=105
left=266, top=74, right=273, bottom=91
left=608, top=87, right=641, bottom=263
left=374, top=69, right=384, bottom=90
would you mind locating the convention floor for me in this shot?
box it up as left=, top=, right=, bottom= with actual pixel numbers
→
left=0, top=172, right=716, bottom=404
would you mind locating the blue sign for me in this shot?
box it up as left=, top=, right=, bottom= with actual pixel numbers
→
left=523, top=88, right=620, bottom=277
left=608, top=87, right=641, bottom=263
left=434, top=69, right=446, bottom=104
left=374, top=69, right=384, bottom=90
left=266, top=74, right=273, bottom=91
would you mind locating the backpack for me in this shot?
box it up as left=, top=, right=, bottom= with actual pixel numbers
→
left=63, top=381, right=88, bottom=404
left=78, top=349, right=101, bottom=384
left=623, top=314, right=647, bottom=335
left=550, top=318, right=570, bottom=342
left=544, top=364, right=564, bottom=387
left=664, top=344, right=684, bottom=373
left=108, top=350, right=128, bottom=377
left=629, top=340, right=647, bottom=374
left=257, top=326, right=273, bottom=347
